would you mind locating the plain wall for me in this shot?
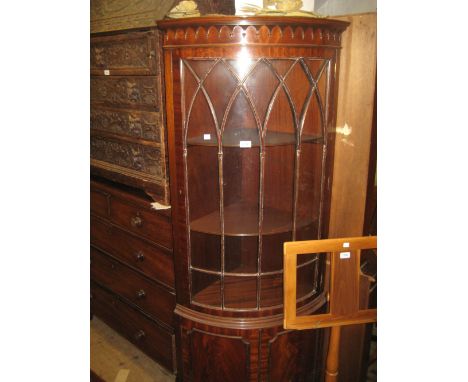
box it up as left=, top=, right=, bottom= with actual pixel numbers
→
left=315, top=0, right=376, bottom=15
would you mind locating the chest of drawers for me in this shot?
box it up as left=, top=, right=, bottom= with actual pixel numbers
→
left=90, top=177, right=176, bottom=372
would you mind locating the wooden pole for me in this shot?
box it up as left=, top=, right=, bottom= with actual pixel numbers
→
left=325, top=326, right=342, bottom=382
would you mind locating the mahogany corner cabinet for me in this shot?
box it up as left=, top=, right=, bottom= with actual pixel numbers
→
left=158, top=16, right=348, bottom=381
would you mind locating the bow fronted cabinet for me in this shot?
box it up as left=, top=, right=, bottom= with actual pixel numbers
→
left=158, top=16, right=348, bottom=381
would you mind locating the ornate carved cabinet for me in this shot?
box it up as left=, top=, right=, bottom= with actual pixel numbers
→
left=90, top=27, right=170, bottom=204
left=158, top=16, right=348, bottom=381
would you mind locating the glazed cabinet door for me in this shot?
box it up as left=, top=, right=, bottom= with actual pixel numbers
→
left=181, top=56, right=333, bottom=312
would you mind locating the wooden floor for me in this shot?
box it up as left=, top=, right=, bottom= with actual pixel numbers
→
left=91, top=317, right=175, bottom=382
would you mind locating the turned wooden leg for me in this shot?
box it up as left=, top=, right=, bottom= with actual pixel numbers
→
left=325, top=326, right=342, bottom=382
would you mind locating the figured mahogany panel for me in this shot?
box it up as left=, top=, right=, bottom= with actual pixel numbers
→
left=188, top=329, right=249, bottom=381
left=91, top=106, right=162, bottom=142
left=91, top=30, right=158, bottom=75
left=91, top=76, right=160, bottom=110
left=268, top=329, right=325, bottom=382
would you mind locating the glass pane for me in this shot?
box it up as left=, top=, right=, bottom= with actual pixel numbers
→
left=261, top=232, right=290, bottom=273
left=187, top=145, right=221, bottom=276
left=297, top=258, right=319, bottom=300
left=192, top=270, right=221, bottom=307
left=223, top=91, right=259, bottom=146
left=222, top=146, right=260, bottom=236
left=225, top=236, right=258, bottom=274
left=296, top=253, right=330, bottom=315
left=202, top=60, right=238, bottom=129
left=296, top=253, right=326, bottom=314
left=186, top=145, right=220, bottom=225
left=302, top=59, right=328, bottom=139
left=190, top=231, right=221, bottom=272
left=296, top=143, right=323, bottom=240
left=184, top=60, right=219, bottom=145
left=244, top=59, right=280, bottom=129
left=224, top=276, right=257, bottom=309
left=260, top=274, right=283, bottom=308
left=262, top=144, right=295, bottom=273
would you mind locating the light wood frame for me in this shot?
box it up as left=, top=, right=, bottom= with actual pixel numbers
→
left=284, top=236, right=376, bottom=330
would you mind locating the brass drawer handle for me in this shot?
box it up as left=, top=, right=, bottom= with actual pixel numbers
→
left=136, top=289, right=146, bottom=299
left=135, top=251, right=145, bottom=262
left=134, top=330, right=146, bottom=341
left=131, top=215, right=143, bottom=228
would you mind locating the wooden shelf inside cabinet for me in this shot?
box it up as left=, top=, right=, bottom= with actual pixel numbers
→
left=192, top=272, right=320, bottom=310
left=193, top=275, right=278, bottom=309
left=190, top=201, right=314, bottom=236
left=187, top=128, right=323, bottom=147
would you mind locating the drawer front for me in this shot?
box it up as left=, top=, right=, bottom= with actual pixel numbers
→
left=110, top=198, right=173, bottom=249
left=91, top=31, right=158, bottom=75
left=91, top=189, right=109, bottom=218
left=91, top=282, right=175, bottom=372
left=91, top=76, right=160, bottom=110
left=91, top=136, right=165, bottom=178
left=91, top=215, right=174, bottom=288
left=91, top=247, right=175, bottom=327
left=91, top=106, right=163, bottom=142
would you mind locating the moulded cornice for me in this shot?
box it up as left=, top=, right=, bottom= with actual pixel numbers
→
left=158, top=16, right=349, bottom=47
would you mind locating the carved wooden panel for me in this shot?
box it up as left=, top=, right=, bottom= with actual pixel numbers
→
left=90, top=26, right=169, bottom=203
left=91, top=136, right=164, bottom=178
left=91, top=76, right=160, bottom=110
left=91, top=31, right=158, bottom=75
left=91, top=107, right=162, bottom=142
left=188, top=329, right=250, bottom=381
left=90, top=0, right=176, bottom=33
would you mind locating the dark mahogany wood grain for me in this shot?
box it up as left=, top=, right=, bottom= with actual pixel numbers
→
left=91, top=246, right=175, bottom=328
left=189, top=329, right=249, bottom=381
left=159, top=16, right=348, bottom=382
left=109, top=197, right=173, bottom=249
left=90, top=188, right=110, bottom=218
left=177, top=315, right=327, bottom=382
left=91, top=215, right=175, bottom=288
left=91, top=177, right=173, bottom=248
